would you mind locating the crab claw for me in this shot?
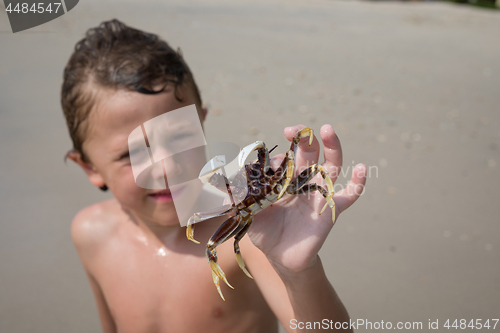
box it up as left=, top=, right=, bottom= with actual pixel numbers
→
left=237, top=141, right=265, bottom=168
left=211, top=271, right=225, bottom=301
left=299, top=127, right=314, bottom=146
left=198, top=155, right=227, bottom=184
left=315, top=165, right=336, bottom=224
left=210, top=260, right=233, bottom=301
left=277, top=150, right=295, bottom=200
left=319, top=195, right=336, bottom=224
left=236, top=253, right=254, bottom=279
left=186, top=224, right=200, bottom=244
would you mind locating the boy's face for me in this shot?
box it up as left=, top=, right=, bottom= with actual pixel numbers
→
left=76, top=83, right=206, bottom=227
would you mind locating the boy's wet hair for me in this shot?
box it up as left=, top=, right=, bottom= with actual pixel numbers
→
left=61, top=19, right=203, bottom=162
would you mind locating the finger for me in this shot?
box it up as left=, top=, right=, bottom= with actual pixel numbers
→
left=269, top=154, right=285, bottom=171
left=334, top=163, right=367, bottom=216
left=320, top=124, right=342, bottom=183
left=284, top=125, right=320, bottom=175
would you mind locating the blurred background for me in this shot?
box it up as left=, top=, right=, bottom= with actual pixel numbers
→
left=1, top=0, right=499, bottom=332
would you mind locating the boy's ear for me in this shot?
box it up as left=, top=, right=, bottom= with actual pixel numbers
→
left=67, top=151, right=106, bottom=189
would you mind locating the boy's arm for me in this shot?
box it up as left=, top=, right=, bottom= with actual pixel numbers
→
left=71, top=206, right=117, bottom=333
left=84, top=271, right=117, bottom=333
left=243, top=124, right=366, bottom=332
left=244, top=247, right=351, bottom=332
left=275, top=256, right=351, bottom=331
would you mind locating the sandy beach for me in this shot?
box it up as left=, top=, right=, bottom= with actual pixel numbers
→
left=1, top=0, right=499, bottom=332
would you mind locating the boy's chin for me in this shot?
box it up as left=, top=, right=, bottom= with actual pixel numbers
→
left=146, top=208, right=182, bottom=227
left=152, top=216, right=181, bottom=227
left=125, top=204, right=181, bottom=227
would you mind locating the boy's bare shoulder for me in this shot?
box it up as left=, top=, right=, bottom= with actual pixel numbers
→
left=71, top=199, right=123, bottom=257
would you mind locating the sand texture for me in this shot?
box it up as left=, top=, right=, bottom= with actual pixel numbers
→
left=1, top=0, right=499, bottom=332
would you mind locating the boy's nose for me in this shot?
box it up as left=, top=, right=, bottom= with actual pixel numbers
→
left=150, top=156, right=182, bottom=188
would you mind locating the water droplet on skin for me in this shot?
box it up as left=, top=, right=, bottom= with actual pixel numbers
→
left=137, top=235, right=149, bottom=246
left=157, top=247, right=167, bottom=257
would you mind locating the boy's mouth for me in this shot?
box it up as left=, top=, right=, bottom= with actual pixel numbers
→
left=148, top=189, right=173, bottom=202
left=148, top=187, right=184, bottom=202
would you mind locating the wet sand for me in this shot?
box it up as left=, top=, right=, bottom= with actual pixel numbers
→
left=1, top=0, right=499, bottom=332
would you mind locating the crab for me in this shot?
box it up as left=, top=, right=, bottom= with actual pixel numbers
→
left=185, top=127, right=336, bottom=300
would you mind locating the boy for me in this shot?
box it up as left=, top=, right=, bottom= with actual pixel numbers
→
left=62, top=19, right=366, bottom=333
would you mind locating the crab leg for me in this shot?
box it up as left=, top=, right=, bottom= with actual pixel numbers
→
left=277, top=150, right=295, bottom=200
left=233, top=216, right=254, bottom=279
left=276, top=127, right=314, bottom=199
left=206, top=214, right=243, bottom=300
left=186, top=204, right=236, bottom=244
left=285, top=164, right=337, bottom=224
left=291, top=127, right=314, bottom=154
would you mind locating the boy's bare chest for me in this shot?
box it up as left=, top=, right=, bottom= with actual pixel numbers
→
left=93, top=237, right=274, bottom=333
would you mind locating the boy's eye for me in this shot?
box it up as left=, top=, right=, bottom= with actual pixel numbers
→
left=120, top=151, right=130, bottom=159
left=171, top=132, right=192, bottom=142
left=128, top=148, right=150, bottom=164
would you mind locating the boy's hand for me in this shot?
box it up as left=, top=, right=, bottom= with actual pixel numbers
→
left=247, top=124, right=367, bottom=274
